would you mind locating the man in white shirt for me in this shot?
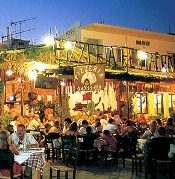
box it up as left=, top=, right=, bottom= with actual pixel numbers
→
left=27, top=114, right=41, bottom=131
left=10, top=124, right=39, bottom=179
left=79, top=120, right=96, bottom=135
left=103, top=118, right=120, bottom=134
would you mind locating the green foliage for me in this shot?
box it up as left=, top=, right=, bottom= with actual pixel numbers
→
left=24, top=47, right=42, bottom=59
left=0, top=81, right=4, bottom=95
left=85, top=100, right=98, bottom=115
left=0, top=112, right=13, bottom=127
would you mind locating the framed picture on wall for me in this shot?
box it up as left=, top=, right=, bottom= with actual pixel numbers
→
left=35, top=74, right=58, bottom=89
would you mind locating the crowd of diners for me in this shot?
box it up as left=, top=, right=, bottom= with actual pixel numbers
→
left=1, top=108, right=175, bottom=178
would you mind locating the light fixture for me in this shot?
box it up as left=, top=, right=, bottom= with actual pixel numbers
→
left=137, top=50, right=147, bottom=60
left=60, top=80, right=66, bottom=86
left=18, top=77, right=22, bottom=82
left=64, top=41, right=72, bottom=50
left=9, top=95, right=16, bottom=101
left=28, top=70, right=37, bottom=80
left=162, top=65, right=169, bottom=73
left=6, top=70, right=13, bottom=76
left=44, top=36, right=54, bottom=46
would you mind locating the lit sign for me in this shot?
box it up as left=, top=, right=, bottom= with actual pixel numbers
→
left=74, top=64, right=105, bottom=91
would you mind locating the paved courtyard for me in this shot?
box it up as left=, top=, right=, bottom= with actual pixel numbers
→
left=32, top=158, right=171, bottom=179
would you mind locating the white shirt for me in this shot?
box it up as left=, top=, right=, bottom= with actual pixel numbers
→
left=27, top=119, right=40, bottom=130
left=103, top=123, right=116, bottom=133
left=79, top=125, right=97, bottom=135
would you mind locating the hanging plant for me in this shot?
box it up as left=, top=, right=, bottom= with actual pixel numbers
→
left=0, top=81, right=4, bottom=95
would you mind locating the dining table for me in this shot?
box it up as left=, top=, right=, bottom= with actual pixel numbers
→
left=14, top=148, right=45, bottom=177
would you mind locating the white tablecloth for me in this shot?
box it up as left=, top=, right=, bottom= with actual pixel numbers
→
left=14, top=148, right=45, bottom=164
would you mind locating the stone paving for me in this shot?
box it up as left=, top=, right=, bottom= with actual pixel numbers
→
left=32, top=158, right=171, bottom=179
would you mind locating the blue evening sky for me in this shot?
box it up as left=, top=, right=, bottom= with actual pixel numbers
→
left=0, top=0, right=174, bottom=44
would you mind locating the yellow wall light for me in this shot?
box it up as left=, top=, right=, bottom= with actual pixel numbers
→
left=28, top=70, right=37, bottom=80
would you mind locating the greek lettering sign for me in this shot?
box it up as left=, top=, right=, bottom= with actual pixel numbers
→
left=57, top=21, right=80, bottom=41
left=74, top=64, right=105, bottom=91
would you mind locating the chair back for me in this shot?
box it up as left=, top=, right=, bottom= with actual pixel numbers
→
left=61, top=134, right=77, bottom=163
left=49, top=133, right=61, bottom=148
left=0, top=149, right=14, bottom=179
left=79, top=135, right=96, bottom=150
left=61, top=134, right=75, bottom=149
left=122, top=130, right=138, bottom=156
left=66, top=145, right=80, bottom=171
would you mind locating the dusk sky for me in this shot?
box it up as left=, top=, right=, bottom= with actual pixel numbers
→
left=0, top=0, right=175, bottom=44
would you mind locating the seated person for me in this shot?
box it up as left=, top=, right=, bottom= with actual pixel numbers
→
left=149, top=127, right=173, bottom=160
left=80, top=126, right=99, bottom=150
left=95, top=121, right=103, bottom=137
left=79, top=120, right=96, bottom=135
left=39, top=123, right=51, bottom=147
left=49, top=121, right=62, bottom=134
left=102, top=130, right=118, bottom=151
left=103, top=118, right=120, bottom=134
left=165, top=117, right=175, bottom=135
left=122, top=120, right=138, bottom=135
left=27, top=114, right=41, bottom=131
left=137, top=114, right=147, bottom=123
left=10, top=124, right=39, bottom=177
left=10, top=124, right=39, bottom=148
left=0, top=129, right=23, bottom=178
left=64, top=122, right=80, bottom=137
left=141, top=120, right=158, bottom=141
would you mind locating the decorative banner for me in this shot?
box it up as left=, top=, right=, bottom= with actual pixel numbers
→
left=82, top=92, right=92, bottom=100
left=74, top=64, right=105, bottom=91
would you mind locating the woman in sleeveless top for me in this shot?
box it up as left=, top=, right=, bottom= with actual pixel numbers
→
left=0, top=129, right=23, bottom=178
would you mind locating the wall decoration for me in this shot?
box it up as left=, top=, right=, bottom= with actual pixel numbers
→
left=74, top=64, right=105, bottom=91
left=35, top=74, right=58, bottom=89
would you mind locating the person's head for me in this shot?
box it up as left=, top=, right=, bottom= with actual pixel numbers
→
left=54, top=121, right=59, bottom=128
left=45, top=123, right=51, bottom=132
left=155, top=118, right=162, bottom=126
left=86, top=126, right=92, bottom=134
left=150, top=120, right=157, bottom=132
left=108, top=118, right=115, bottom=124
left=0, top=129, right=10, bottom=149
left=13, top=115, right=18, bottom=121
left=114, top=114, right=120, bottom=120
left=103, top=130, right=110, bottom=135
left=82, top=120, right=88, bottom=128
left=122, top=117, right=128, bottom=123
left=158, top=127, right=167, bottom=136
left=17, top=124, right=26, bottom=140
left=69, top=122, right=78, bottom=132
left=64, top=118, right=72, bottom=128
left=167, top=118, right=173, bottom=125
left=95, top=122, right=103, bottom=132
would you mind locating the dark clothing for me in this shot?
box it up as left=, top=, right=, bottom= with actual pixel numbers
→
left=149, top=137, right=172, bottom=160
left=80, top=133, right=99, bottom=150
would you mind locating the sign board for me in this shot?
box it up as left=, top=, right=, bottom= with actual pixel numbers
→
left=74, top=64, right=105, bottom=91
left=57, top=21, right=80, bottom=41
